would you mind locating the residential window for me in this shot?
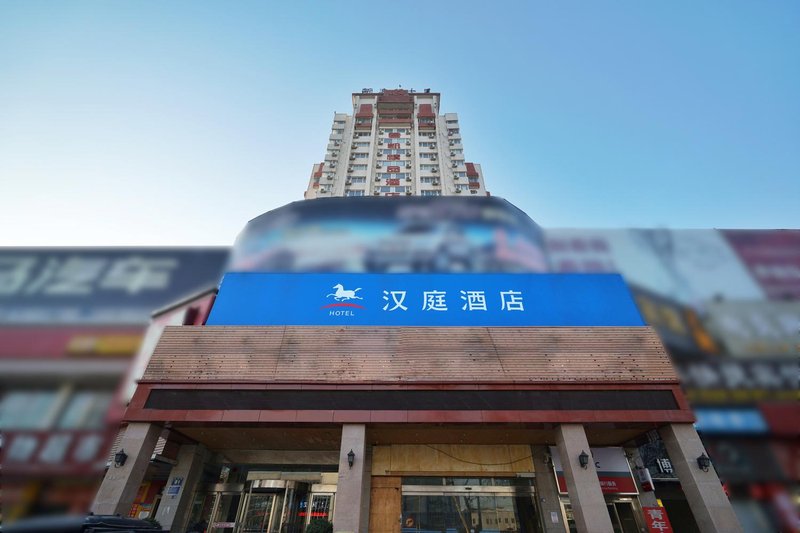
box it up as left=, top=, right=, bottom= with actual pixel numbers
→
left=454, top=171, right=467, bottom=177
left=420, top=176, right=438, bottom=184
left=332, top=129, right=344, bottom=135
left=348, top=176, right=366, bottom=183
left=351, top=164, right=367, bottom=170
left=353, top=142, right=370, bottom=147
left=422, top=190, right=442, bottom=196
left=420, top=164, right=438, bottom=171
left=0, top=390, right=60, bottom=429
left=334, top=120, right=346, bottom=125
left=353, top=153, right=369, bottom=159
left=419, top=153, right=437, bottom=159
left=57, top=391, right=113, bottom=429
left=346, top=190, right=365, bottom=196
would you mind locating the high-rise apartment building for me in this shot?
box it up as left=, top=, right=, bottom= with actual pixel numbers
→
left=305, top=88, right=486, bottom=198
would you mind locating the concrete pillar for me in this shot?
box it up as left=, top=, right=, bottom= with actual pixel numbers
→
left=624, top=447, right=658, bottom=508
left=531, top=445, right=567, bottom=533
left=332, top=424, right=371, bottom=533
left=659, top=423, right=742, bottom=533
left=92, top=423, right=162, bottom=516
left=155, top=443, right=210, bottom=532
left=555, top=424, right=614, bottom=533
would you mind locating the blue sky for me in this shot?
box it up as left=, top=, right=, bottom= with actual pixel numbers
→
left=1, top=1, right=798, bottom=245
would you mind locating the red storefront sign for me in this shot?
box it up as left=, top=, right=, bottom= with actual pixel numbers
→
left=388, top=143, right=400, bottom=149
left=388, top=132, right=400, bottom=138
left=387, top=166, right=401, bottom=173
left=388, top=154, right=400, bottom=161
left=643, top=507, right=674, bottom=533
left=388, top=179, right=400, bottom=186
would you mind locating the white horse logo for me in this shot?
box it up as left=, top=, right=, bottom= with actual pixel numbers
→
left=327, top=284, right=363, bottom=301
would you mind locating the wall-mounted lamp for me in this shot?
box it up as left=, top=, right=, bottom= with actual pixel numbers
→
left=114, top=449, right=128, bottom=468
left=578, top=450, right=589, bottom=469
left=696, top=453, right=711, bottom=472
left=347, top=449, right=355, bottom=469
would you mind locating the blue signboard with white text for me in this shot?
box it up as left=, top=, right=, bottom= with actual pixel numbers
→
left=207, top=273, right=645, bottom=327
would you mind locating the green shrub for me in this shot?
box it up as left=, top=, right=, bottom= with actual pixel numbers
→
left=306, top=518, right=333, bottom=533
left=142, top=517, right=162, bottom=529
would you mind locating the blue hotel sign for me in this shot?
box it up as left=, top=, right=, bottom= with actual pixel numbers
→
left=207, top=273, right=645, bottom=327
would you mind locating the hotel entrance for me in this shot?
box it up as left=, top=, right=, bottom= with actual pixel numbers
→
left=187, top=478, right=333, bottom=533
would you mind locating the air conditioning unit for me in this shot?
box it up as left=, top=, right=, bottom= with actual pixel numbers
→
left=405, top=177, right=412, bottom=182
left=405, top=140, right=411, bottom=145
left=330, top=161, right=337, bottom=167
left=378, top=140, right=384, bottom=145
left=374, top=191, right=380, bottom=196
left=431, top=156, right=437, bottom=161
left=432, top=167, right=438, bottom=173
left=450, top=151, right=456, bottom=157
left=379, top=129, right=385, bottom=134
left=348, top=166, right=354, bottom=172
left=374, top=176, right=381, bottom=181
left=376, top=163, right=382, bottom=169
left=454, top=175, right=460, bottom=180
left=346, top=180, right=352, bottom=185
left=349, top=155, right=356, bottom=160
left=470, top=189, right=478, bottom=194
left=449, top=141, right=454, bottom=146
left=432, top=180, right=439, bottom=186
left=448, top=131, right=453, bottom=136
left=351, top=144, right=357, bottom=149
left=430, top=143, right=436, bottom=148
left=405, top=163, right=412, bottom=169
left=452, top=162, right=458, bottom=168
left=334, top=141, right=340, bottom=146
left=405, top=191, right=412, bottom=195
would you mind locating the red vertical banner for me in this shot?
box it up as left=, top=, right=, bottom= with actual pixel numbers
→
left=643, top=507, right=673, bottom=533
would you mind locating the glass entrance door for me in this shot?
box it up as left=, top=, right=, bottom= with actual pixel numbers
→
left=239, top=493, right=276, bottom=533
left=209, top=493, right=242, bottom=533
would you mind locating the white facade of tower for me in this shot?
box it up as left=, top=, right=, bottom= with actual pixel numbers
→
left=305, top=89, right=486, bottom=199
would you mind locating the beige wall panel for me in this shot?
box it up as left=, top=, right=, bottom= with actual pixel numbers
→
left=371, top=445, right=391, bottom=476
left=369, top=476, right=401, bottom=533
left=377, top=445, right=534, bottom=475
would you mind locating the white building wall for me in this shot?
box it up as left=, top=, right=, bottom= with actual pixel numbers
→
left=305, top=89, right=487, bottom=199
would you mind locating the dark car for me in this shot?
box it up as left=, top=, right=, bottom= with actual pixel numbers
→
left=1, top=514, right=163, bottom=533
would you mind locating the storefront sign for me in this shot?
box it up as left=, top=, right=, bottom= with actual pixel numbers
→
left=704, top=301, right=800, bottom=357
left=722, top=230, right=800, bottom=301
left=693, top=408, right=768, bottom=435
left=0, top=249, right=228, bottom=324
left=207, top=273, right=645, bottom=327
left=550, top=447, right=638, bottom=495
left=643, top=507, right=674, bottom=533
left=545, top=229, right=764, bottom=306
left=677, top=359, right=797, bottom=403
